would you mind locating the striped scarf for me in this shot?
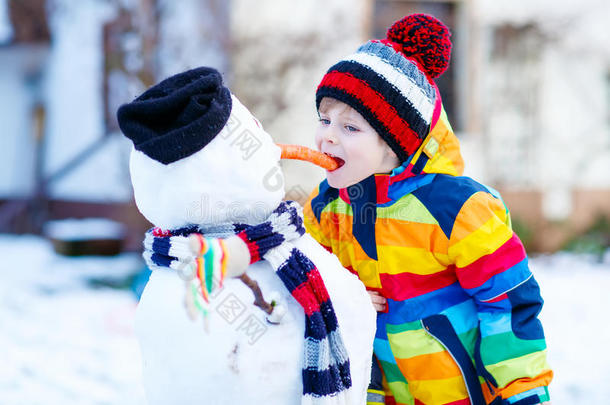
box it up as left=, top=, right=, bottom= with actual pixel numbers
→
left=143, top=201, right=352, bottom=403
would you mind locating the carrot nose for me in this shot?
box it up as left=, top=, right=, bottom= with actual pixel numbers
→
left=277, top=144, right=339, bottom=171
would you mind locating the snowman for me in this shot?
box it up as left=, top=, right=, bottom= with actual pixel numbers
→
left=117, top=67, right=376, bottom=405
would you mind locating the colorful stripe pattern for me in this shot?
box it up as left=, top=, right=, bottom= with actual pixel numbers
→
left=144, top=201, right=353, bottom=402
left=304, top=112, right=552, bottom=404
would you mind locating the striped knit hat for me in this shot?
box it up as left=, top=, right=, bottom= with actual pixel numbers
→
left=316, top=14, right=451, bottom=163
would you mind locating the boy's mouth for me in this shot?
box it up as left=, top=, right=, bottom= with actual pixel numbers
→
left=324, top=153, right=345, bottom=169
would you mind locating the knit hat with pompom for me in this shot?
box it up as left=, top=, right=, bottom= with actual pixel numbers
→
left=316, top=14, right=451, bottom=162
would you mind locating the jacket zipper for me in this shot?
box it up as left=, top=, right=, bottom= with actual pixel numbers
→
left=421, top=320, right=474, bottom=405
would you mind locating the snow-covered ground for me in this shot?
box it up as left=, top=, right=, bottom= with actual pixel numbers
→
left=532, top=252, right=610, bottom=404
left=1, top=234, right=608, bottom=404
left=0, top=235, right=146, bottom=405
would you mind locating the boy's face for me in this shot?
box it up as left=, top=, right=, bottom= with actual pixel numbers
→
left=315, top=98, right=400, bottom=189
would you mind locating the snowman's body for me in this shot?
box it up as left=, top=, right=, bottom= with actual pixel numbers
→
left=137, top=233, right=375, bottom=404
left=128, top=94, right=376, bottom=404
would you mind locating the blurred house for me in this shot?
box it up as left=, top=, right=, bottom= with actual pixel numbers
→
left=0, top=0, right=50, bottom=232
left=0, top=0, right=608, bottom=252
left=464, top=0, right=610, bottom=251
left=0, top=0, right=230, bottom=250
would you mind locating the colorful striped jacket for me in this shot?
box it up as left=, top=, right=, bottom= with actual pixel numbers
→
left=304, top=107, right=552, bottom=405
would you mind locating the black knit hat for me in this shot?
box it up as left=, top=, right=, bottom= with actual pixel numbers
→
left=117, top=66, right=232, bottom=165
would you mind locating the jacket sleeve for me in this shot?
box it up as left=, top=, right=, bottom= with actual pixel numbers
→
left=448, top=191, right=552, bottom=404
left=303, top=186, right=333, bottom=251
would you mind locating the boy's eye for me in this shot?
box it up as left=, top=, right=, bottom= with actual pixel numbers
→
left=319, top=118, right=331, bottom=125
left=345, top=125, right=359, bottom=132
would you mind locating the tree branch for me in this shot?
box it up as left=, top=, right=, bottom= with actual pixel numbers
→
left=238, top=274, right=274, bottom=314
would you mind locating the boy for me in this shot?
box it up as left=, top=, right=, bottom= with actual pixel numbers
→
left=304, top=14, right=552, bottom=405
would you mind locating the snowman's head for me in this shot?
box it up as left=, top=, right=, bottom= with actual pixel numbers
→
left=118, top=67, right=285, bottom=229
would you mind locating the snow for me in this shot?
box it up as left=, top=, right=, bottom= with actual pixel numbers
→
left=532, top=252, right=610, bottom=404
left=1, top=235, right=609, bottom=403
left=0, top=234, right=145, bottom=405
left=43, top=218, right=127, bottom=240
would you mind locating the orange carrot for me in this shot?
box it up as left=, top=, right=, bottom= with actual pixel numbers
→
left=277, top=144, right=338, bottom=171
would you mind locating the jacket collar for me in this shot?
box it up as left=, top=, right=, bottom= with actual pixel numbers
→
left=338, top=151, right=433, bottom=206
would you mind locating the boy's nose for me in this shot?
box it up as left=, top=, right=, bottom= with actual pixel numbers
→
left=322, top=127, right=339, bottom=144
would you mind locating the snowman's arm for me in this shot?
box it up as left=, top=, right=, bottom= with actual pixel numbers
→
left=188, top=234, right=251, bottom=278
left=187, top=234, right=276, bottom=315
left=219, top=235, right=251, bottom=277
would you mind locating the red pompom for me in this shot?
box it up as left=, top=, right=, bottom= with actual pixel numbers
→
left=386, top=14, right=452, bottom=79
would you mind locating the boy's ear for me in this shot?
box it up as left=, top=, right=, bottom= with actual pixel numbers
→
left=385, top=145, right=401, bottom=167
left=385, top=144, right=398, bottom=159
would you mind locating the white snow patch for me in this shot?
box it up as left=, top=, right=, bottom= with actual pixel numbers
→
left=1, top=233, right=609, bottom=403
left=0, top=234, right=145, bottom=404
left=43, top=218, right=127, bottom=241
left=531, top=252, right=610, bottom=403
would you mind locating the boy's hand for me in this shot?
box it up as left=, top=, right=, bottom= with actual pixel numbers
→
left=367, top=290, right=387, bottom=312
